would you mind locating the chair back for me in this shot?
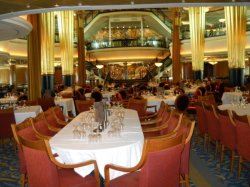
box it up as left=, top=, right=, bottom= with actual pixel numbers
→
left=44, top=109, right=63, bottom=129
left=127, top=98, right=147, bottom=118
left=177, top=117, right=195, bottom=176
left=0, top=108, right=16, bottom=138
left=233, top=113, right=250, bottom=161
left=31, top=114, right=57, bottom=139
left=195, top=102, right=207, bottom=134
left=51, top=106, right=66, bottom=122
left=37, top=98, right=56, bottom=111
left=139, top=134, right=185, bottom=187
left=75, top=99, right=94, bottom=114
left=198, top=94, right=216, bottom=105
left=11, top=118, right=39, bottom=178
left=203, top=104, right=220, bottom=141
left=217, top=109, right=237, bottom=151
left=18, top=135, right=59, bottom=187
left=160, top=110, right=183, bottom=135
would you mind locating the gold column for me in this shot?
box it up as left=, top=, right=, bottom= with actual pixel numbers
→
left=57, top=11, right=74, bottom=86
left=172, top=8, right=181, bottom=83
left=27, top=14, right=42, bottom=100
left=76, top=11, right=86, bottom=86
left=225, top=6, right=247, bottom=69
left=40, top=12, right=55, bottom=75
left=189, top=7, right=206, bottom=80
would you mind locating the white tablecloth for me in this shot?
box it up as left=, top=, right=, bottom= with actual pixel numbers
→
left=85, top=91, right=116, bottom=102
left=143, top=95, right=176, bottom=111
left=221, top=92, right=243, bottom=105
left=49, top=109, right=144, bottom=180
left=14, top=105, right=43, bottom=124
left=0, top=97, right=18, bottom=104
left=55, top=98, right=76, bottom=117
left=218, top=103, right=250, bottom=116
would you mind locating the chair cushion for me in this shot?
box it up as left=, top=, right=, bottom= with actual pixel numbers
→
left=110, top=171, right=139, bottom=187
left=59, top=169, right=97, bottom=187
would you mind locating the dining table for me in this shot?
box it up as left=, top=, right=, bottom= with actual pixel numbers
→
left=14, top=105, right=43, bottom=124
left=54, top=97, right=76, bottom=117
left=0, top=96, right=18, bottom=104
left=143, top=94, right=177, bottom=111
left=221, top=91, right=243, bottom=105
left=49, top=108, right=144, bottom=180
left=218, top=103, right=250, bottom=116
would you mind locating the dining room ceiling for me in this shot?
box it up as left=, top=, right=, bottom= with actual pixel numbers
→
left=0, top=0, right=249, bottom=19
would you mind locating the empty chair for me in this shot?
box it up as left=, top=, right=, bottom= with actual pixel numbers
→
left=127, top=98, right=147, bottom=120
left=75, top=99, right=94, bottom=114
left=203, top=104, right=220, bottom=158
left=37, top=98, right=56, bottom=111
left=178, top=116, right=195, bottom=187
left=232, top=112, right=250, bottom=178
left=217, top=109, right=237, bottom=172
left=195, top=102, right=208, bottom=150
left=104, top=134, right=185, bottom=187
left=11, top=118, right=39, bottom=187
left=0, top=108, right=16, bottom=146
left=50, top=106, right=72, bottom=124
left=17, top=127, right=100, bottom=187
left=31, top=113, right=58, bottom=139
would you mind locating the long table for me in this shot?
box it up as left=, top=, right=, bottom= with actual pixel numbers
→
left=49, top=109, right=144, bottom=180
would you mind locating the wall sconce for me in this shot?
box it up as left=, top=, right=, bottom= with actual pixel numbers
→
left=96, top=64, right=104, bottom=69
left=155, top=62, right=163, bottom=67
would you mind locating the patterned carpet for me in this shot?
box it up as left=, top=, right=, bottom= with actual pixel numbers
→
left=190, top=133, right=250, bottom=187
left=0, top=133, right=249, bottom=187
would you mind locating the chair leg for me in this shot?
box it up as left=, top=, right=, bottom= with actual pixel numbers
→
left=220, top=144, right=224, bottom=163
left=214, top=141, right=219, bottom=159
left=184, top=174, right=190, bottom=187
left=20, top=174, right=26, bottom=187
left=238, top=156, right=243, bottom=179
left=230, top=150, right=235, bottom=172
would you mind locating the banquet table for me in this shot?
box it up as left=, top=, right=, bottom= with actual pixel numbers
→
left=143, top=95, right=176, bottom=111
left=221, top=92, right=243, bottom=105
left=49, top=109, right=144, bottom=180
left=218, top=103, right=250, bottom=116
left=14, top=105, right=43, bottom=124
left=55, top=97, right=76, bottom=117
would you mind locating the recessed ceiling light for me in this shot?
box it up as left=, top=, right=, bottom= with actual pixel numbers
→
left=131, top=1, right=134, bottom=5
left=78, top=2, right=82, bottom=6
left=54, top=3, right=59, bottom=7
left=26, top=4, right=30, bottom=8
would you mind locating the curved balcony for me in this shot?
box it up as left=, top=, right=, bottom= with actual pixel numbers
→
left=86, top=38, right=167, bottom=50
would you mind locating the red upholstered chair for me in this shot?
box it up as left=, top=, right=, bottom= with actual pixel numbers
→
left=18, top=129, right=100, bottom=187
left=217, top=109, right=237, bottom=172
left=44, top=109, right=65, bottom=129
left=127, top=98, right=148, bottom=120
left=195, top=102, right=208, bottom=150
left=11, top=118, right=39, bottom=187
left=203, top=104, right=220, bottom=158
left=0, top=108, right=16, bottom=146
left=104, top=134, right=185, bottom=187
left=75, top=99, right=94, bottom=114
left=143, top=109, right=183, bottom=138
left=232, top=112, right=250, bottom=178
left=178, top=116, right=195, bottom=187
left=37, top=97, right=56, bottom=111
left=31, top=113, right=58, bottom=139
left=140, top=102, right=169, bottom=128
left=50, top=106, right=73, bottom=124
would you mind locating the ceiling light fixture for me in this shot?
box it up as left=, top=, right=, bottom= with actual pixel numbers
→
left=96, top=64, right=104, bottom=69
left=54, top=3, right=59, bottom=7
left=208, top=61, right=218, bottom=65
left=78, top=2, right=82, bottom=6
left=155, top=62, right=163, bottom=67
left=26, top=4, right=30, bottom=8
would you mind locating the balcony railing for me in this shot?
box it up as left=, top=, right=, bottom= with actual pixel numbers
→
left=86, top=38, right=167, bottom=50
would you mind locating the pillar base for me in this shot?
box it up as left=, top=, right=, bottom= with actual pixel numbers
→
left=63, top=75, right=73, bottom=87
left=229, top=68, right=244, bottom=87
left=193, top=70, right=203, bottom=81
left=42, top=74, right=54, bottom=91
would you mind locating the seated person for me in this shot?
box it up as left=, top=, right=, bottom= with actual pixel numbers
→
left=91, top=91, right=103, bottom=102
